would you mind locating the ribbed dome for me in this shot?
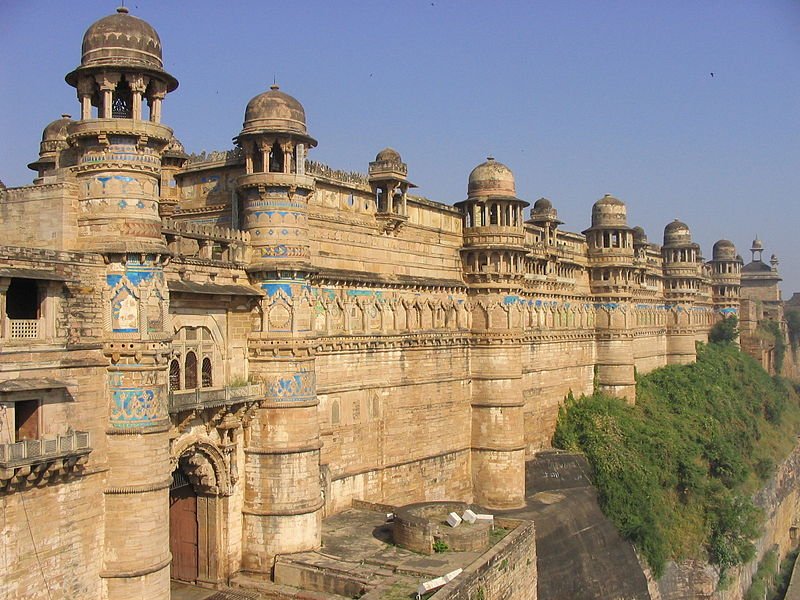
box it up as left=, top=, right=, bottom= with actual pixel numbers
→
left=41, top=115, right=72, bottom=143
left=468, top=157, right=516, bottom=198
left=533, top=197, right=552, bottom=211
left=65, top=7, right=177, bottom=91
left=81, top=7, right=162, bottom=70
left=590, top=194, right=627, bottom=228
left=663, top=219, right=692, bottom=246
left=242, top=85, right=308, bottom=136
left=712, top=239, right=736, bottom=261
left=375, top=147, right=402, bottom=163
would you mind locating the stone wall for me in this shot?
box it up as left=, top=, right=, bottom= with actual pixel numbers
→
left=430, top=518, right=537, bottom=600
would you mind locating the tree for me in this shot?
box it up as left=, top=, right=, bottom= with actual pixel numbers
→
left=709, top=316, right=739, bottom=344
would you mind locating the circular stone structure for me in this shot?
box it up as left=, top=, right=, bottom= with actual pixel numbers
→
left=392, top=501, right=491, bottom=555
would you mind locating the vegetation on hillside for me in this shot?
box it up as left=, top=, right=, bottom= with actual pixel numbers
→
left=553, top=341, right=800, bottom=578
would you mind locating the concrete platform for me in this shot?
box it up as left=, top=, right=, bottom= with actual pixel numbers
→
left=501, top=450, right=652, bottom=600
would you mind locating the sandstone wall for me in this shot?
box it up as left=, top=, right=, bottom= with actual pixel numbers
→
left=0, top=182, right=79, bottom=251
left=0, top=473, right=105, bottom=599
left=430, top=518, right=537, bottom=600
left=317, top=344, right=472, bottom=513
left=522, top=336, right=595, bottom=453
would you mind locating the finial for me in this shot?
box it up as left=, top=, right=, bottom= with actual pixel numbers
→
left=117, top=5, right=129, bottom=14
left=61, top=114, right=72, bottom=119
left=486, top=156, right=495, bottom=162
left=270, top=83, right=280, bottom=91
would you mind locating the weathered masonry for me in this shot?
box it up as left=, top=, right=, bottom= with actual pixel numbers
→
left=0, top=7, right=765, bottom=599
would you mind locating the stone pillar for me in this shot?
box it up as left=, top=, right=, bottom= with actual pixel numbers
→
left=594, top=303, right=636, bottom=402
left=242, top=354, right=322, bottom=572
left=95, top=73, right=120, bottom=119
left=78, top=76, right=94, bottom=120
left=102, top=347, right=172, bottom=599
left=470, top=342, right=526, bottom=509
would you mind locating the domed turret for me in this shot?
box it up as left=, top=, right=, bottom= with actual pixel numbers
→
left=375, top=147, right=402, bottom=163
left=663, top=220, right=692, bottom=246
left=240, top=85, right=315, bottom=143
left=467, top=157, right=516, bottom=199
left=369, top=147, right=414, bottom=225
left=712, top=239, right=736, bottom=261
left=632, top=226, right=647, bottom=245
left=66, top=6, right=177, bottom=91
left=590, top=194, right=628, bottom=228
left=65, top=7, right=177, bottom=122
left=28, top=114, right=73, bottom=176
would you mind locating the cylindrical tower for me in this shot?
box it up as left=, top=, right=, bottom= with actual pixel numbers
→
left=582, top=194, right=637, bottom=401
left=709, top=239, right=742, bottom=316
left=457, top=158, right=527, bottom=509
left=662, top=220, right=702, bottom=364
left=64, top=8, right=177, bottom=598
left=234, top=86, right=323, bottom=573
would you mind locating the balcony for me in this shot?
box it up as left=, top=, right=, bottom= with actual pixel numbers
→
left=168, top=383, right=264, bottom=414
left=0, top=431, right=92, bottom=490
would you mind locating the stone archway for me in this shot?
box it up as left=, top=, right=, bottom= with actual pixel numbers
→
left=169, top=438, right=233, bottom=586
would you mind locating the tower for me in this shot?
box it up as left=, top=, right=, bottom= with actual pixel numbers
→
left=368, top=147, right=414, bottom=233
left=583, top=195, right=637, bottom=401
left=233, top=85, right=323, bottom=572
left=661, top=220, right=702, bottom=364
left=709, top=239, right=742, bottom=316
left=456, top=158, right=528, bottom=510
left=63, top=7, right=177, bottom=598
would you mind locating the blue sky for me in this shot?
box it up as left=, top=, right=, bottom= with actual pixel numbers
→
left=2, top=1, right=798, bottom=293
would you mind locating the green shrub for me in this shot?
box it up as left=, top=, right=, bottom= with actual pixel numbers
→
left=709, top=316, right=739, bottom=344
left=553, top=343, right=800, bottom=578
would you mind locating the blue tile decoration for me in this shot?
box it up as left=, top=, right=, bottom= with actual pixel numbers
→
left=265, top=369, right=315, bottom=403
left=110, top=386, right=165, bottom=427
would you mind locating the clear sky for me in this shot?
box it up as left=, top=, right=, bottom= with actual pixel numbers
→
left=1, top=1, right=798, bottom=294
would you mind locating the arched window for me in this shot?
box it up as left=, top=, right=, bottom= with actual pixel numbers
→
left=112, top=80, right=133, bottom=119
left=489, top=204, right=499, bottom=225
left=331, top=400, right=340, bottom=425
left=185, top=351, right=198, bottom=389
left=201, top=357, right=213, bottom=388
left=169, top=359, right=181, bottom=392
left=269, top=141, right=284, bottom=173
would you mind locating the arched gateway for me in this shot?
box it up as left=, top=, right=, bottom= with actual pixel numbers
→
left=169, top=440, right=234, bottom=585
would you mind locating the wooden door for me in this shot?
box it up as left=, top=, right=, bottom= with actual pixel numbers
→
left=169, top=484, right=198, bottom=581
left=15, top=399, right=40, bottom=441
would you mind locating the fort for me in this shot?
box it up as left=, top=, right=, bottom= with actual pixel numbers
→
left=0, top=7, right=789, bottom=599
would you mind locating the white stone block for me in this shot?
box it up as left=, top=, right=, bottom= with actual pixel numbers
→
left=443, top=568, right=463, bottom=582
left=446, top=512, right=462, bottom=527
left=386, top=512, right=394, bottom=521
left=475, top=513, right=494, bottom=524
left=462, top=509, right=477, bottom=524
left=416, top=576, right=447, bottom=595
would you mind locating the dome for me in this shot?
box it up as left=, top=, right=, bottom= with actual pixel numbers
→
left=590, top=194, right=628, bottom=228
left=65, top=7, right=177, bottom=91
left=375, top=147, right=402, bottom=163
left=663, top=219, right=692, bottom=246
left=41, top=114, right=72, bottom=143
left=751, top=238, right=763, bottom=250
left=632, top=226, right=647, bottom=244
left=712, top=239, right=736, bottom=261
left=81, top=7, right=163, bottom=70
left=241, top=84, right=311, bottom=138
left=467, top=157, right=516, bottom=198
left=533, top=197, right=552, bottom=211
